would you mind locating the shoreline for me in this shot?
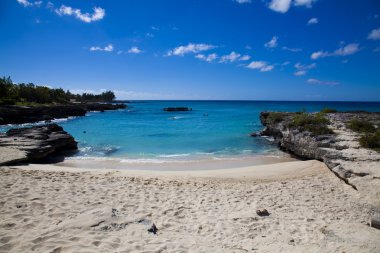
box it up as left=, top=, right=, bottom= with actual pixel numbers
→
left=59, top=153, right=297, bottom=171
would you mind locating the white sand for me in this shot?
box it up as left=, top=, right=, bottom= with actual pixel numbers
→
left=1, top=160, right=379, bottom=252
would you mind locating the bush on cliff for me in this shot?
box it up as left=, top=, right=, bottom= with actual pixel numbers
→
left=359, top=131, right=380, bottom=151
left=267, top=112, right=285, bottom=124
left=347, top=119, right=376, bottom=133
left=321, top=108, right=337, bottom=113
left=290, top=112, right=333, bottom=136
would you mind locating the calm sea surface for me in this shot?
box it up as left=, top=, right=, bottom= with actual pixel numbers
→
left=2, top=101, right=380, bottom=161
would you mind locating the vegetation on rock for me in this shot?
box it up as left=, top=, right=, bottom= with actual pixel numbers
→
left=266, top=112, right=285, bottom=124
left=320, top=108, right=338, bottom=113
left=347, top=118, right=380, bottom=151
left=290, top=112, right=334, bottom=136
left=347, top=118, right=376, bottom=133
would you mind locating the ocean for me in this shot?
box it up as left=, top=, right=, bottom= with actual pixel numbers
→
left=2, top=101, right=380, bottom=162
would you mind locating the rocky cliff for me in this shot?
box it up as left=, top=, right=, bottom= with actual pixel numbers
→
left=0, top=103, right=126, bottom=125
left=258, top=111, right=380, bottom=207
left=0, top=124, right=78, bottom=165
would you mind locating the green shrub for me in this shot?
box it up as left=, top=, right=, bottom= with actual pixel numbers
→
left=359, top=131, right=380, bottom=151
left=347, top=119, right=376, bottom=133
left=290, top=112, right=333, bottom=136
left=321, top=108, right=337, bottom=113
left=267, top=112, right=285, bottom=124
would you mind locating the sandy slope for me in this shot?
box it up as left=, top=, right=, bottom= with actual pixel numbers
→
left=0, top=160, right=379, bottom=253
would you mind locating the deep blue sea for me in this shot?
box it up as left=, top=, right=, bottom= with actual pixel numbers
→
left=2, top=101, right=380, bottom=161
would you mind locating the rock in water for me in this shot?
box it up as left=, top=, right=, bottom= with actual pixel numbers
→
left=0, top=124, right=78, bottom=165
left=163, top=107, right=191, bottom=112
left=148, top=223, right=158, bottom=234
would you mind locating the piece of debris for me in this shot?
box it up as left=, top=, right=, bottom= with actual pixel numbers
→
left=112, top=208, right=119, bottom=217
left=148, top=223, right=158, bottom=234
left=256, top=209, right=270, bottom=216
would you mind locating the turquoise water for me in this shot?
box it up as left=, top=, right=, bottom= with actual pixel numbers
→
left=2, top=101, right=380, bottom=160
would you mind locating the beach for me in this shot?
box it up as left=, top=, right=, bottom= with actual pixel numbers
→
left=1, top=160, right=379, bottom=253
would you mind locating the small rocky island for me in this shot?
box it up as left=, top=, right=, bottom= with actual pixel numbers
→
left=255, top=111, right=380, bottom=208
left=163, top=107, right=192, bottom=112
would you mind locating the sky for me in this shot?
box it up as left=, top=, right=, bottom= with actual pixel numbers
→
left=1, top=0, right=380, bottom=101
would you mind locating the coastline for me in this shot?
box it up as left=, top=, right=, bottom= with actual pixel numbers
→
left=1, top=160, right=379, bottom=252
left=59, top=153, right=296, bottom=171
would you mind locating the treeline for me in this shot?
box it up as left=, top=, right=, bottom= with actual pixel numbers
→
left=0, top=76, right=115, bottom=105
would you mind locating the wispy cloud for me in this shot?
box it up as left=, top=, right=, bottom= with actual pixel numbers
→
left=268, top=0, right=318, bottom=13
left=246, top=61, right=274, bottom=72
left=311, top=43, right=360, bottom=60
left=265, top=36, right=278, bottom=48
left=282, top=46, right=302, bottom=52
left=128, top=46, right=142, bottom=54
left=219, top=52, right=250, bottom=63
left=307, top=78, right=339, bottom=86
left=294, top=62, right=316, bottom=76
left=17, top=0, right=42, bottom=7
left=234, top=0, right=251, bottom=3
left=307, top=17, right=318, bottom=25
left=195, top=53, right=218, bottom=62
left=368, top=28, right=380, bottom=40
left=294, top=0, right=317, bottom=8
left=90, top=44, right=114, bottom=52
left=167, top=43, right=216, bottom=56
left=55, top=5, right=105, bottom=23
left=268, top=0, right=292, bottom=13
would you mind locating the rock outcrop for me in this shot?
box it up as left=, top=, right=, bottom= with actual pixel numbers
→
left=0, top=103, right=126, bottom=125
left=0, top=124, right=77, bottom=165
left=163, top=107, right=192, bottom=112
left=258, top=111, right=380, bottom=207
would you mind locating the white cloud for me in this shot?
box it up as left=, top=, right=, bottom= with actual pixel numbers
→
left=234, top=0, right=251, bottom=3
left=294, top=70, right=307, bottom=76
left=265, top=36, right=278, bottom=48
left=247, top=61, right=274, bottom=72
left=128, top=46, right=142, bottom=54
left=311, top=43, right=360, bottom=59
left=218, top=52, right=251, bottom=63
left=294, top=62, right=316, bottom=76
left=307, top=18, right=318, bottom=25
left=167, top=43, right=216, bottom=56
left=311, top=51, right=328, bottom=60
left=307, top=78, right=339, bottom=86
left=368, top=28, right=380, bottom=40
left=282, top=46, right=302, bottom=52
left=268, top=0, right=292, bottom=13
left=294, top=0, right=317, bottom=7
left=17, top=0, right=42, bottom=7
left=240, top=55, right=251, bottom=61
left=195, top=53, right=218, bottom=62
left=90, top=44, right=114, bottom=52
left=55, top=5, right=105, bottom=23
left=219, top=51, right=241, bottom=63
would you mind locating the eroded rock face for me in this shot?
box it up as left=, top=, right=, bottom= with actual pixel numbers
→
left=0, top=124, right=77, bottom=165
left=259, top=112, right=380, bottom=207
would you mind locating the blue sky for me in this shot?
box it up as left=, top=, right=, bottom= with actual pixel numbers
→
left=1, top=0, right=380, bottom=101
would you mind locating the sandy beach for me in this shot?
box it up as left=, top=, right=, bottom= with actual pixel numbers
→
left=1, top=160, right=379, bottom=253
